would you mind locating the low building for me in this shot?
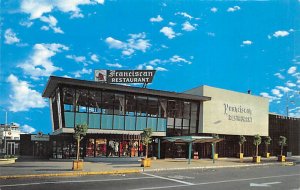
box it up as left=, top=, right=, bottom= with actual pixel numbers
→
left=0, top=123, right=21, bottom=155
left=20, top=76, right=300, bottom=159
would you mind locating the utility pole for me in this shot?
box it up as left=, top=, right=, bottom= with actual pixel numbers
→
left=4, top=111, right=7, bottom=155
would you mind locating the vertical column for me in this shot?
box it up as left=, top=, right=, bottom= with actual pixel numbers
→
left=158, top=138, right=161, bottom=159
left=212, top=143, right=215, bottom=164
left=188, top=142, right=192, bottom=164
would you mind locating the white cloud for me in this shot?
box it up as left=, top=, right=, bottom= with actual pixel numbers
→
left=273, top=30, right=289, bottom=38
left=150, top=15, right=163, bottom=22
left=175, top=12, right=193, bottom=19
left=105, top=37, right=125, bottom=49
left=73, top=68, right=92, bottom=78
left=106, top=63, right=123, bottom=68
left=182, top=21, right=197, bottom=32
left=210, top=7, right=218, bottom=13
left=66, top=55, right=86, bottom=63
left=169, top=55, right=192, bottom=64
left=7, top=74, right=47, bottom=112
left=227, top=6, right=241, bottom=12
left=207, top=32, right=215, bottom=37
left=20, top=124, right=36, bottom=134
left=271, top=89, right=283, bottom=97
left=19, top=20, right=33, bottom=27
left=18, top=43, right=68, bottom=80
left=160, top=27, right=177, bottom=39
left=105, top=33, right=151, bottom=56
left=286, top=81, right=296, bottom=87
left=91, top=54, right=99, bottom=62
left=242, top=40, right=252, bottom=45
left=260, top=92, right=277, bottom=102
left=276, top=86, right=291, bottom=93
left=274, top=73, right=285, bottom=79
left=169, top=22, right=176, bottom=26
left=40, top=15, right=64, bottom=34
left=287, top=66, right=297, bottom=74
left=145, top=65, right=154, bottom=70
left=20, top=0, right=105, bottom=19
left=156, top=67, right=168, bottom=71
left=4, top=29, right=20, bottom=44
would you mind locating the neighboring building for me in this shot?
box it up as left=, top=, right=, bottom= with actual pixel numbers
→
left=0, top=123, right=21, bottom=155
left=19, top=76, right=300, bottom=159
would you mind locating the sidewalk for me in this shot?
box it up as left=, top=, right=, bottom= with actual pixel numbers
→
left=0, top=156, right=298, bottom=179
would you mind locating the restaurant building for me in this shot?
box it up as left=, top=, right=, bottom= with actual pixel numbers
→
left=19, top=76, right=298, bottom=159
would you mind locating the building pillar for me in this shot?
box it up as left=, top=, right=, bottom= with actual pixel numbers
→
left=188, top=142, right=192, bottom=164
left=212, top=143, right=215, bottom=164
left=158, top=138, right=161, bottom=159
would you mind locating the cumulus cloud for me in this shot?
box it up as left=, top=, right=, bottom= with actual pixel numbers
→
left=260, top=92, right=277, bottom=102
left=271, top=89, right=283, bottom=97
left=274, top=73, right=285, bottom=80
left=160, top=27, right=177, bottom=39
left=182, top=21, right=197, bottom=31
left=20, top=0, right=105, bottom=19
left=150, top=15, right=163, bottom=22
left=106, top=63, right=123, bottom=68
left=276, top=86, right=291, bottom=93
left=4, top=29, right=20, bottom=44
left=169, top=22, right=176, bottom=26
left=136, top=64, right=167, bottom=72
left=20, top=124, right=36, bottom=134
left=286, top=81, right=296, bottom=87
left=7, top=74, right=47, bottom=112
left=210, top=7, right=218, bottom=13
left=169, top=55, right=192, bottom=64
left=175, top=12, right=193, bottom=19
left=242, top=40, right=252, bottom=45
left=287, top=66, right=297, bottom=74
left=40, top=15, right=63, bottom=34
left=273, top=30, right=289, bottom=38
left=227, top=6, right=241, bottom=12
left=19, top=20, right=33, bottom=27
left=73, top=68, right=92, bottom=78
left=18, top=43, right=69, bottom=80
left=91, top=54, right=99, bottom=62
left=156, top=67, right=168, bottom=71
left=66, top=55, right=87, bottom=66
left=105, top=33, right=150, bottom=56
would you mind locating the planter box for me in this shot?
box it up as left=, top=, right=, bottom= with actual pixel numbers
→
left=252, top=156, right=261, bottom=163
left=141, top=158, right=151, bottom=167
left=72, top=160, right=83, bottom=170
left=213, top=154, right=218, bottom=159
left=237, top=153, right=244, bottom=159
left=264, top=152, right=270, bottom=158
left=278, top=155, right=286, bottom=162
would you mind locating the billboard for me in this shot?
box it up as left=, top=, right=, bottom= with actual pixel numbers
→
left=94, top=70, right=156, bottom=83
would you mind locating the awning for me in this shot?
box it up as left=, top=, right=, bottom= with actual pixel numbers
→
left=162, top=136, right=223, bottom=143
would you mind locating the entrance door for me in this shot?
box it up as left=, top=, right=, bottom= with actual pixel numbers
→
left=7, top=142, right=15, bottom=155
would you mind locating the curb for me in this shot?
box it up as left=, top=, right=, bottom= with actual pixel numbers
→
left=0, top=169, right=141, bottom=180
left=0, top=162, right=295, bottom=179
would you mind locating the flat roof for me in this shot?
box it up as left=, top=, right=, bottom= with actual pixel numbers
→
left=42, top=76, right=211, bottom=102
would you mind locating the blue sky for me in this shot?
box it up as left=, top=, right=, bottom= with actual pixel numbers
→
left=1, top=0, right=299, bottom=134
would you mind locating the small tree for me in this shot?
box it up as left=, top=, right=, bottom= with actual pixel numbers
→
left=74, top=124, right=88, bottom=161
left=264, top=136, right=272, bottom=153
left=239, top=135, right=246, bottom=154
left=212, top=134, right=219, bottom=155
left=141, top=128, right=152, bottom=158
left=278, top=136, right=287, bottom=156
left=253, top=134, right=261, bottom=157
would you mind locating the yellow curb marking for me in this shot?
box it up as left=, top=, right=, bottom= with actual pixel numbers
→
left=0, top=169, right=141, bottom=179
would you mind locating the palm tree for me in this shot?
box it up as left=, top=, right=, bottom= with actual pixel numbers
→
left=253, top=134, right=261, bottom=157
left=239, top=135, right=246, bottom=155
left=264, top=136, right=272, bottom=154
left=278, top=136, right=287, bottom=156
left=74, top=124, right=88, bottom=161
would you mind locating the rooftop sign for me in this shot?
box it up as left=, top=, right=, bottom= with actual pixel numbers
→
left=94, top=70, right=156, bottom=83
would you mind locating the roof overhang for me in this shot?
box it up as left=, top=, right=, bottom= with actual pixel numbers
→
left=162, top=136, right=223, bottom=143
left=42, top=76, right=211, bottom=102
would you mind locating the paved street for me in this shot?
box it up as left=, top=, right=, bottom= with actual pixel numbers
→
left=0, top=164, right=299, bottom=190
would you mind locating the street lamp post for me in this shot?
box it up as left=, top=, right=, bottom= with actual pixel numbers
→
left=4, top=111, right=7, bottom=155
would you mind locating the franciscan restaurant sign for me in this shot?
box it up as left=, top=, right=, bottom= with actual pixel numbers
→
left=94, top=70, right=156, bottom=83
